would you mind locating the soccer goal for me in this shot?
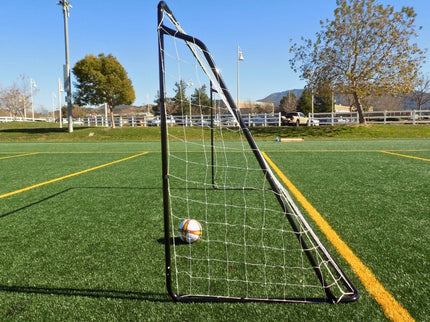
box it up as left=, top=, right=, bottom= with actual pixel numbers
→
left=157, top=1, right=359, bottom=304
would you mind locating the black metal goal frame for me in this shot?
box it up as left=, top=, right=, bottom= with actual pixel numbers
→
left=157, top=1, right=359, bottom=304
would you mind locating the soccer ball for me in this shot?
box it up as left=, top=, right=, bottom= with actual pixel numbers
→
left=178, top=219, right=202, bottom=243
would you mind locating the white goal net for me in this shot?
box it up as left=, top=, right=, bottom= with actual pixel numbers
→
left=157, top=1, right=359, bottom=303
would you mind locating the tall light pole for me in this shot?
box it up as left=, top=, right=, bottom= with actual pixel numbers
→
left=58, top=78, right=63, bottom=128
left=311, top=90, right=314, bottom=117
left=57, top=0, right=73, bottom=133
left=332, top=91, right=335, bottom=113
left=22, top=93, right=26, bottom=121
left=52, top=92, right=56, bottom=122
left=237, top=46, right=244, bottom=109
left=30, top=78, right=36, bottom=121
left=187, top=80, right=193, bottom=126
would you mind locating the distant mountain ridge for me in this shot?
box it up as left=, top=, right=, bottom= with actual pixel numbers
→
left=258, top=89, right=304, bottom=107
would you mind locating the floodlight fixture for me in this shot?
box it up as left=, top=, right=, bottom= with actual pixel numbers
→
left=57, top=0, right=72, bottom=17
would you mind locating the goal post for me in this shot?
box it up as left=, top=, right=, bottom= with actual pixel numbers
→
left=157, top=1, right=359, bottom=304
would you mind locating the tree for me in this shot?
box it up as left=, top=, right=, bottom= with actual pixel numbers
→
left=312, top=82, right=335, bottom=113
left=279, top=92, right=297, bottom=113
left=191, top=84, right=211, bottom=114
left=290, top=0, right=426, bottom=123
left=410, top=73, right=430, bottom=111
left=169, top=80, right=211, bottom=115
left=0, top=75, right=35, bottom=119
left=0, top=82, right=33, bottom=119
left=0, top=84, right=23, bottom=118
left=73, top=53, right=135, bottom=127
left=296, top=89, right=313, bottom=115
left=296, top=85, right=333, bottom=115
left=170, top=80, right=189, bottom=115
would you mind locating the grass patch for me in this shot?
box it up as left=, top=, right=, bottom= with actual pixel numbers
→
left=1, top=121, right=429, bottom=142
left=250, top=124, right=430, bottom=139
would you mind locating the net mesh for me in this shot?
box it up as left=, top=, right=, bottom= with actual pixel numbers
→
left=158, top=3, right=358, bottom=303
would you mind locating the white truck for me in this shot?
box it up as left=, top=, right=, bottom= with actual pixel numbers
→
left=281, top=112, right=308, bottom=126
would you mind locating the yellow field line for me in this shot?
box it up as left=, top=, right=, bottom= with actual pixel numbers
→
left=262, top=149, right=430, bottom=153
left=1, top=151, right=150, bottom=154
left=0, top=152, right=149, bottom=200
left=0, top=152, right=39, bottom=160
left=261, top=151, right=414, bottom=322
left=380, top=150, right=430, bottom=162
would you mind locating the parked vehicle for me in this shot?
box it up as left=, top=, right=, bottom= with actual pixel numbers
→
left=148, top=115, right=176, bottom=126
left=281, top=112, right=308, bottom=126
left=221, top=116, right=238, bottom=126
left=194, top=118, right=210, bottom=126
left=309, top=118, right=320, bottom=126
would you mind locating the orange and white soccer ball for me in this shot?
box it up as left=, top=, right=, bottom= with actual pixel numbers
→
left=178, top=219, right=202, bottom=243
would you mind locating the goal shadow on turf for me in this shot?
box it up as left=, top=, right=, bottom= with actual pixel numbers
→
left=157, top=236, right=189, bottom=245
left=0, top=186, right=160, bottom=220
left=0, top=127, right=90, bottom=134
left=0, top=188, right=74, bottom=219
left=0, top=285, right=171, bottom=302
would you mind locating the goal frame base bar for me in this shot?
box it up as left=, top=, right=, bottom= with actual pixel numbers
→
left=170, top=294, right=358, bottom=304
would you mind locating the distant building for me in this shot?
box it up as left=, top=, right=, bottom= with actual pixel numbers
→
left=334, top=104, right=351, bottom=112
left=335, top=104, right=373, bottom=113
left=237, top=100, right=275, bottom=114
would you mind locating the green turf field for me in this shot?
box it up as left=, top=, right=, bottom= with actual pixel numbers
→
left=0, top=138, right=428, bottom=321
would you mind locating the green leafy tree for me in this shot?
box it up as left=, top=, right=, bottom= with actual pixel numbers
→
left=170, top=81, right=211, bottom=115
left=73, top=53, right=135, bottom=127
left=314, top=94, right=333, bottom=113
left=170, top=80, right=189, bottom=115
left=297, top=86, right=333, bottom=115
left=297, top=89, right=313, bottom=115
left=290, top=0, right=426, bottom=123
left=153, top=91, right=161, bottom=115
left=191, top=84, right=211, bottom=114
left=314, top=82, right=334, bottom=113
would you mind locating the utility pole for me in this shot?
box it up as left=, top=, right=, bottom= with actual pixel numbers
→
left=30, top=78, right=36, bottom=121
left=58, top=78, right=63, bottom=128
left=57, top=0, right=73, bottom=133
left=237, top=46, right=244, bottom=109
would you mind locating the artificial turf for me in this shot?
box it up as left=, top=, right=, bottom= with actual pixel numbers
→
left=0, top=138, right=428, bottom=320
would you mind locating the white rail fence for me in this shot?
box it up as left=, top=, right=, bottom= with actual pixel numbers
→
left=1, top=110, right=429, bottom=127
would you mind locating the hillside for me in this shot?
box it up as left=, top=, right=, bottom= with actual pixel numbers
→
left=259, top=89, right=303, bottom=107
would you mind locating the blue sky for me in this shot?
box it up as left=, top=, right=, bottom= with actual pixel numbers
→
left=1, top=0, right=429, bottom=112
